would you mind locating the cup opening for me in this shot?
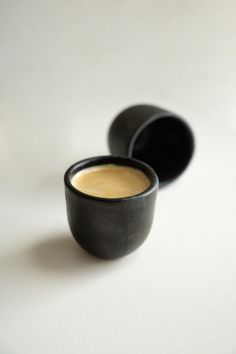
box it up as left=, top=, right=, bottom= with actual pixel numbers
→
left=64, top=156, right=159, bottom=201
left=130, top=116, right=194, bottom=185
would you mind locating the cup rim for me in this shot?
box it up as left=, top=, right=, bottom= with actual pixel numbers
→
left=64, top=155, right=159, bottom=202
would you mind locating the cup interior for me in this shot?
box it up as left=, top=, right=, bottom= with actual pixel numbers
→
left=130, top=116, right=194, bottom=185
left=65, top=155, right=159, bottom=200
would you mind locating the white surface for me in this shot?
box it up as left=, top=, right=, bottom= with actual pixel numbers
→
left=1, top=1, right=236, bottom=353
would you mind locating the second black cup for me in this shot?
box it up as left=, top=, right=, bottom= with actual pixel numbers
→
left=108, top=104, right=195, bottom=187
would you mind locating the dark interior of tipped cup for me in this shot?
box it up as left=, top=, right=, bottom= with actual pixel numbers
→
left=131, top=116, right=194, bottom=185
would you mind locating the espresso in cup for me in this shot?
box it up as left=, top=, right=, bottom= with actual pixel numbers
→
left=71, top=164, right=151, bottom=198
left=64, top=156, right=158, bottom=259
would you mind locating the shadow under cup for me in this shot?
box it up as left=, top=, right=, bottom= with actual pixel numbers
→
left=64, top=156, right=158, bottom=259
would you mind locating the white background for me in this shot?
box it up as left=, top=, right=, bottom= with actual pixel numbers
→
left=1, top=1, right=236, bottom=353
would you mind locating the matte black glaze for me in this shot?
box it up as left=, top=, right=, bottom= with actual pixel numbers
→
left=108, top=104, right=195, bottom=187
left=64, top=156, right=158, bottom=259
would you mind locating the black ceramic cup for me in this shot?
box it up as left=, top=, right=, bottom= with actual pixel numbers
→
left=108, top=104, right=195, bottom=187
left=64, top=155, right=158, bottom=259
